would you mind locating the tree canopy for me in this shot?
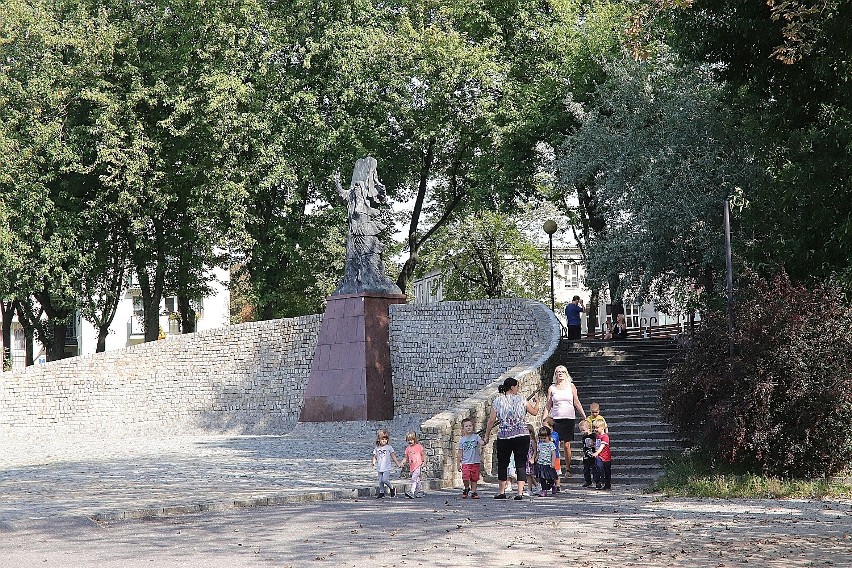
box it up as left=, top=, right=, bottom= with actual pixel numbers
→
left=2, top=0, right=849, bottom=360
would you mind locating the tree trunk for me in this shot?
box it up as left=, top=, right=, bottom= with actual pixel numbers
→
left=607, top=273, right=624, bottom=318
left=587, top=288, right=601, bottom=337
left=24, top=330, right=34, bottom=366
left=395, top=139, right=467, bottom=295
left=178, top=295, right=196, bottom=333
left=1, top=300, right=13, bottom=370
left=127, top=224, right=166, bottom=342
left=96, top=325, right=109, bottom=352
left=396, top=139, right=435, bottom=294
left=14, top=299, right=40, bottom=366
left=143, top=294, right=161, bottom=342
left=34, top=290, right=72, bottom=362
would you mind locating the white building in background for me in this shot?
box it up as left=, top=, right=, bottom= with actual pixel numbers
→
left=3, top=266, right=230, bottom=370
left=411, top=246, right=691, bottom=337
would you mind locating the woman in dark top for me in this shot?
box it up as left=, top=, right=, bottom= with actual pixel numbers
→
left=608, top=313, right=628, bottom=340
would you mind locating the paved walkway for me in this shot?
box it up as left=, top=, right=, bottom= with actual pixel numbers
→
left=2, top=416, right=851, bottom=566
left=0, top=414, right=431, bottom=523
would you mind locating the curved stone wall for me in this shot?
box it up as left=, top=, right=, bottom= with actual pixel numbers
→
left=0, top=316, right=322, bottom=436
left=389, top=299, right=560, bottom=415
left=0, top=298, right=560, bottom=457
left=389, top=299, right=563, bottom=488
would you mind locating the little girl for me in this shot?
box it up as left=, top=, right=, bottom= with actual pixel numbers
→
left=400, top=431, right=426, bottom=498
left=525, top=424, right=539, bottom=496
left=372, top=429, right=401, bottom=498
left=535, top=426, right=559, bottom=496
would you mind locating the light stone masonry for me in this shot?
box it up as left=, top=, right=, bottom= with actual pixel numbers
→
left=0, top=316, right=322, bottom=436
left=1, top=299, right=562, bottom=487
left=389, top=299, right=562, bottom=488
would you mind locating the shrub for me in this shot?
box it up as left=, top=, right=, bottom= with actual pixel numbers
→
left=662, top=271, right=852, bottom=478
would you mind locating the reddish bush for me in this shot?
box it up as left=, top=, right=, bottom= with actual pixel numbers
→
left=662, top=271, right=852, bottom=477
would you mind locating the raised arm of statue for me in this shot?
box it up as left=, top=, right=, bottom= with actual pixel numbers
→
left=333, top=171, right=347, bottom=201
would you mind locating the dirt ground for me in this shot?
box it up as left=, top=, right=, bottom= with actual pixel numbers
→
left=1, top=487, right=849, bottom=568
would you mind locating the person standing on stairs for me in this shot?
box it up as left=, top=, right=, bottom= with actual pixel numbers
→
left=565, top=296, right=584, bottom=340
left=544, top=365, right=587, bottom=480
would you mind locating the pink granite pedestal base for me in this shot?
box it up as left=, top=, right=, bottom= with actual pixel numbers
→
left=299, top=292, right=406, bottom=422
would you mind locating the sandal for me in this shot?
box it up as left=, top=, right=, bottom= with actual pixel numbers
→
left=493, top=493, right=507, bottom=499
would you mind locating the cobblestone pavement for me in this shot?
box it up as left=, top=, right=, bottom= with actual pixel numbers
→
left=0, top=414, right=431, bottom=523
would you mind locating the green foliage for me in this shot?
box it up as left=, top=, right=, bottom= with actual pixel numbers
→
left=668, top=0, right=852, bottom=290
left=662, top=271, right=852, bottom=478
left=651, top=447, right=852, bottom=498
left=554, top=54, right=759, bottom=313
left=419, top=210, right=548, bottom=300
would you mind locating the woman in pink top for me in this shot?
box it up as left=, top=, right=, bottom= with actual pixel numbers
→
left=544, top=365, right=586, bottom=477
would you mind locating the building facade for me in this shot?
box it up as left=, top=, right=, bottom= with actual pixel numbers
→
left=2, top=266, right=230, bottom=371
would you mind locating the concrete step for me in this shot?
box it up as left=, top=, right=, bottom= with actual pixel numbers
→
left=569, top=403, right=662, bottom=412
left=543, top=339, right=684, bottom=487
left=561, top=468, right=665, bottom=487
left=565, top=454, right=669, bottom=466
left=577, top=394, right=663, bottom=403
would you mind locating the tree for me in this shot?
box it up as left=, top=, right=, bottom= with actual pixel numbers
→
left=0, top=0, right=109, bottom=359
left=356, top=13, right=507, bottom=294
left=233, top=0, right=366, bottom=319
left=554, top=54, right=759, bottom=314
left=76, top=218, right=128, bottom=352
left=666, top=0, right=852, bottom=289
left=419, top=210, right=549, bottom=300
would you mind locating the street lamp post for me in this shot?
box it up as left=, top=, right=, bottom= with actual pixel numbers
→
left=543, top=220, right=557, bottom=312
left=724, top=199, right=735, bottom=357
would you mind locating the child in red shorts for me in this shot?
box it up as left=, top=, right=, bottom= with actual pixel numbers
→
left=457, top=417, right=484, bottom=498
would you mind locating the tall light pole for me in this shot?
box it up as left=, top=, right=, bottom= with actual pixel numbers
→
left=543, top=220, right=557, bottom=312
left=724, top=200, right=735, bottom=357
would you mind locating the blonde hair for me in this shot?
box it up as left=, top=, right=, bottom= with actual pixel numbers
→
left=375, top=428, right=390, bottom=446
left=553, top=365, right=572, bottom=383
left=590, top=402, right=600, bottom=412
left=406, top=431, right=418, bottom=443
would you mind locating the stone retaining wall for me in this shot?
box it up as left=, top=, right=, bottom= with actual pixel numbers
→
left=0, top=297, right=561, bottom=469
left=0, top=316, right=322, bottom=436
left=397, top=299, right=562, bottom=489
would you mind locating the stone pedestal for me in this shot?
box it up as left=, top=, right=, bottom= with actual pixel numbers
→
left=299, top=292, right=406, bottom=422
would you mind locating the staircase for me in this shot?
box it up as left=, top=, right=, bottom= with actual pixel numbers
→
left=553, top=338, right=683, bottom=487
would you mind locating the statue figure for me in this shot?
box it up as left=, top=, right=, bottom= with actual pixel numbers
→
left=332, top=157, right=403, bottom=297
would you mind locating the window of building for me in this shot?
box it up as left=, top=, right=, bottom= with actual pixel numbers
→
left=13, top=327, right=25, bottom=350
left=625, top=300, right=642, bottom=328
left=564, top=263, right=580, bottom=288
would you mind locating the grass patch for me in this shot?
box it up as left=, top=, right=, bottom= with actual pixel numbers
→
left=649, top=449, right=852, bottom=499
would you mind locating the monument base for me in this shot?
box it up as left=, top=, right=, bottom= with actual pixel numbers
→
left=299, top=292, right=406, bottom=422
